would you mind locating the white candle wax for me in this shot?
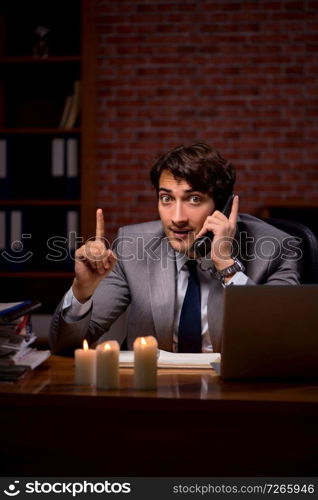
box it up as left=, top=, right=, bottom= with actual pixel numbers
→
left=75, top=340, right=96, bottom=386
left=96, top=340, right=120, bottom=390
left=133, top=336, right=158, bottom=390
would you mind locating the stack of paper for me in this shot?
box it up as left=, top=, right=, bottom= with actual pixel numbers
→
left=119, top=350, right=221, bottom=369
left=0, top=301, right=50, bottom=381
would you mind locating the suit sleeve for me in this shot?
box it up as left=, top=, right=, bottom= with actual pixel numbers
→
left=49, top=227, right=131, bottom=354
left=245, top=235, right=300, bottom=285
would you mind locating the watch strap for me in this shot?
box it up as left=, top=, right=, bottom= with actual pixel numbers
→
left=211, top=258, right=245, bottom=280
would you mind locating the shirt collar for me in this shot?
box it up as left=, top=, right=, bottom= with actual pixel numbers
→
left=175, top=251, right=191, bottom=273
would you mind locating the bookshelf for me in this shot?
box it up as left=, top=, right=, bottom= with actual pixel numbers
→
left=0, top=0, right=96, bottom=312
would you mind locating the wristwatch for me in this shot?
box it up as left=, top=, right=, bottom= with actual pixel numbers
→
left=212, top=258, right=245, bottom=281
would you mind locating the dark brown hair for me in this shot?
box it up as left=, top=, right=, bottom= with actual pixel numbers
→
left=150, top=143, right=236, bottom=210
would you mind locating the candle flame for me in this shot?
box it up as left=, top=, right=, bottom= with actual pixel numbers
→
left=104, top=343, right=111, bottom=351
left=141, top=337, right=147, bottom=346
left=83, top=340, right=89, bottom=350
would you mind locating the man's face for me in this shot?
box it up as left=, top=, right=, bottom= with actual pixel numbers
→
left=158, top=170, right=215, bottom=254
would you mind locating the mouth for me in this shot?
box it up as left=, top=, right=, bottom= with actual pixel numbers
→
left=170, top=228, right=194, bottom=241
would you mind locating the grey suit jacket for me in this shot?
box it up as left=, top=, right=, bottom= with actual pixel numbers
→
left=49, top=214, right=299, bottom=354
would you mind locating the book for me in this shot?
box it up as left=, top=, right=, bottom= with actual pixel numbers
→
left=63, top=81, right=81, bottom=130
left=0, top=301, right=31, bottom=318
left=0, top=348, right=50, bottom=368
left=0, top=365, right=29, bottom=382
left=119, top=350, right=221, bottom=369
left=0, top=345, right=33, bottom=364
left=59, top=95, right=73, bottom=128
left=0, top=332, right=36, bottom=352
left=0, top=350, right=50, bottom=382
left=0, top=300, right=49, bottom=381
left=0, top=300, right=42, bottom=323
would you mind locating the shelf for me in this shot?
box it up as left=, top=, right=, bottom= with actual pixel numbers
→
left=0, top=0, right=95, bottom=312
left=0, top=56, right=81, bottom=64
left=0, top=0, right=96, bottom=313
left=0, top=128, right=81, bottom=135
left=0, top=272, right=74, bottom=278
left=0, top=200, right=81, bottom=206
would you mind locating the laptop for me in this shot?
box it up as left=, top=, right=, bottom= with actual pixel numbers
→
left=216, top=285, right=318, bottom=380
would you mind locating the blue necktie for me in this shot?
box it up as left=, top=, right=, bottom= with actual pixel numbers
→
left=178, top=260, right=202, bottom=353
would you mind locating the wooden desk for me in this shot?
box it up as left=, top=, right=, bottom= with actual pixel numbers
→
left=1, top=355, right=318, bottom=476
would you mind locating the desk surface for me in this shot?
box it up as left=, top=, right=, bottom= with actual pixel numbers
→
left=1, top=355, right=318, bottom=476
left=1, top=354, right=318, bottom=403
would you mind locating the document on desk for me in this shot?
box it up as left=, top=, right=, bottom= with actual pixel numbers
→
left=119, top=350, right=221, bottom=369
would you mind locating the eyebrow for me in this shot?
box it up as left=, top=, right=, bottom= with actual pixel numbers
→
left=158, top=187, right=197, bottom=193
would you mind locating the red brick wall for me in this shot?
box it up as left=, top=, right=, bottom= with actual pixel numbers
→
left=94, top=0, right=318, bottom=239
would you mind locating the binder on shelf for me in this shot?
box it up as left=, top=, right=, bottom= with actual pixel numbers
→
left=50, top=137, right=79, bottom=198
left=51, top=138, right=65, bottom=177
left=66, top=210, right=79, bottom=269
left=67, top=210, right=79, bottom=250
left=10, top=210, right=22, bottom=244
left=0, top=139, right=10, bottom=199
left=65, top=138, right=79, bottom=198
left=63, top=80, right=81, bottom=130
left=0, top=139, right=6, bottom=179
left=66, top=138, right=78, bottom=178
left=0, top=209, right=28, bottom=272
left=0, top=209, right=8, bottom=272
left=59, top=95, right=73, bottom=128
left=0, top=211, right=5, bottom=250
left=9, top=210, right=28, bottom=272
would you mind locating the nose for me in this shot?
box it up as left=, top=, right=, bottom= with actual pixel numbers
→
left=171, top=201, right=188, bottom=227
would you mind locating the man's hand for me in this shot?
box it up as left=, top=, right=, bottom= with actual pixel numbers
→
left=72, top=209, right=117, bottom=303
left=195, top=195, right=239, bottom=271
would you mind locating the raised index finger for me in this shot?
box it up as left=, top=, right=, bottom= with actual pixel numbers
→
left=96, top=208, right=105, bottom=240
left=229, top=195, right=239, bottom=224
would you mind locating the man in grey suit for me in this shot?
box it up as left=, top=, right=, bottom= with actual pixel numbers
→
left=50, top=144, right=299, bottom=354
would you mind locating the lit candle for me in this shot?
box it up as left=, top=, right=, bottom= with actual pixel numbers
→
left=133, top=336, right=158, bottom=390
left=96, top=340, right=120, bottom=390
left=75, top=340, right=96, bottom=386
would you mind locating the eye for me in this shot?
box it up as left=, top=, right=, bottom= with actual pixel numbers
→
left=159, top=194, right=172, bottom=204
left=189, top=195, right=201, bottom=204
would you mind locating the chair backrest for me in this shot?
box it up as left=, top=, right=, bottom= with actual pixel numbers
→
left=264, top=218, right=318, bottom=284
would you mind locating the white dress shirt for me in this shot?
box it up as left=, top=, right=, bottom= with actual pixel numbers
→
left=172, top=252, right=248, bottom=352
left=62, top=254, right=248, bottom=352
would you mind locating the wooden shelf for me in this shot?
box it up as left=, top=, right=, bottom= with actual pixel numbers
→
left=0, top=128, right=81, bottom=135
left=0, top=0, right=95, bottom=312
left=0, top=200, right=81, bottom=206
left=0, top=56, right=81, bottom=64
left=0, top=272, right=74, bottom=278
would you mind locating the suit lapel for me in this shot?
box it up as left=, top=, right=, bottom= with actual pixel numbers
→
left=148, top=235, right=176, bottom=351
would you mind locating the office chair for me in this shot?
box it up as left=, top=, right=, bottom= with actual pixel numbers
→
left=264, top=218, right=318, bottom=284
